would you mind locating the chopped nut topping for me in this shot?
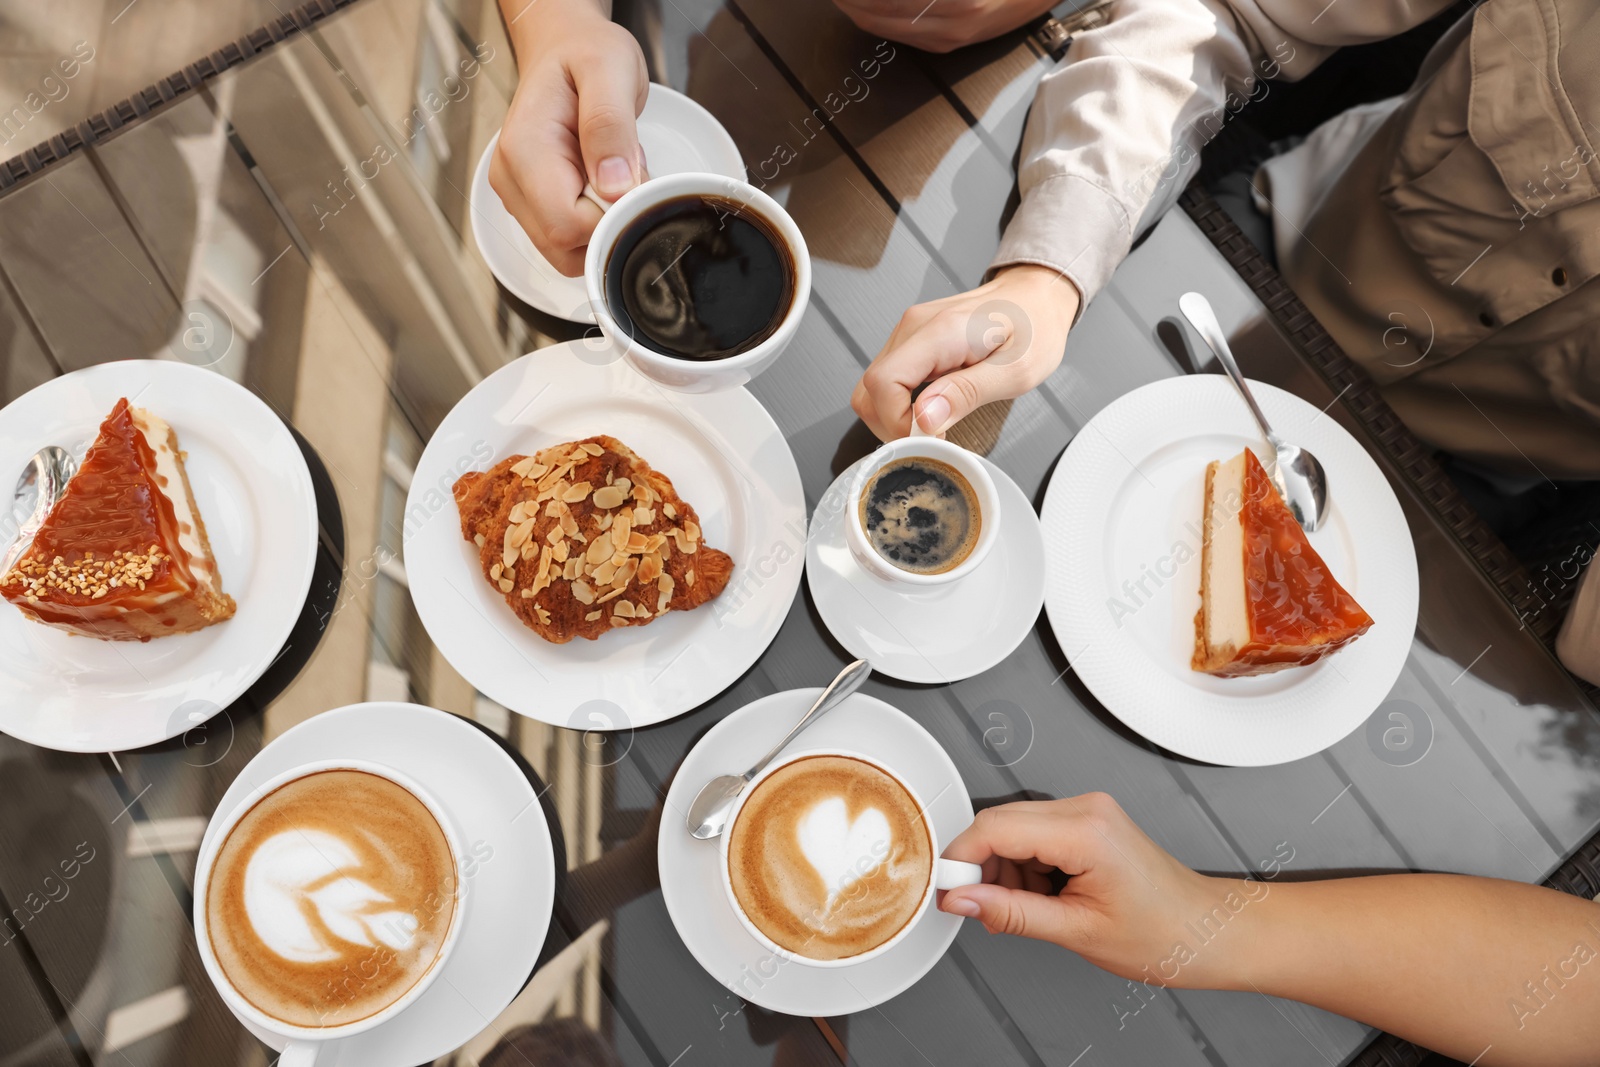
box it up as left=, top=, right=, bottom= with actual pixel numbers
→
left=639, top=553, right=663, bottom=583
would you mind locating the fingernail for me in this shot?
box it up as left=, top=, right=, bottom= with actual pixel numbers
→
left=944, top=896, right=979, bottom=917
left=596, top=156, right=633, bottom=198
left=916, top=393, right=951, bottom=434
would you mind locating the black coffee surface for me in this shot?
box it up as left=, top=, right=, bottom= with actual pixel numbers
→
left=604, top=195, right=793, bottom=361
left=860, top=457, right=980, bottom=575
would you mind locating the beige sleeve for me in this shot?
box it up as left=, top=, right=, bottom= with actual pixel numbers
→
left=992, top=0, right=1461, bottom=314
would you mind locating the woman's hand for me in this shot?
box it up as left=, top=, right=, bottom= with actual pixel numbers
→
left=939, top=793, right=1247, bottom=988
left=491, top=0, right=649, bottom=276
left=851, top=265, right=1080, bottom=441
left=832, top=0, right=1059, bottom=53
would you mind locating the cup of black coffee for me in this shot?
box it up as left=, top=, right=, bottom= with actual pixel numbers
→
left=583, top=172, right=811, bottom=392
left=844, top=437, right=1001, bottom=589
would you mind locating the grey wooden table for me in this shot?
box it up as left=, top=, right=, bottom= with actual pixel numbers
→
left=0, top=1, right=1596, bottom=1065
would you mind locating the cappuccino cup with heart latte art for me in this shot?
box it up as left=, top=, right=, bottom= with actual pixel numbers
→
left=194, top=759, right=467, bottom=1057
left=720, top=749, right=982, bottom=966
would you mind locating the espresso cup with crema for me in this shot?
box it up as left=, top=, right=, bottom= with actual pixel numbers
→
left=719, top=747, right=981, bottom=968
left=846, top=436, right=1002, bottom=589
left=193, top=759, right=468, bottom=1063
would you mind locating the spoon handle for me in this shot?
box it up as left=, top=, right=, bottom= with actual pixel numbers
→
left=746, top=659, right=871, bottom=780
left=1178, top=293, right=1278, bottom=443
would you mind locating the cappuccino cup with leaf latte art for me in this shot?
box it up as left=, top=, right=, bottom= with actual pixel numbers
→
left=194, top=759, right=467, bottom=1058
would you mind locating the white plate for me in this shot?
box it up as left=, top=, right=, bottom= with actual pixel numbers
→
left=199, top=702, right=555, bottom=1066
left=807, top=456, right=1045, bottom=683
left=470, top=84, right=745, bottom=323
left=1041, top=375, right=1418, bottom=767
left=658, top=688, right=973, bottom=1016
left=0, top=360, right=317, bottom=753
left=405, top=340, right=805, bottom=729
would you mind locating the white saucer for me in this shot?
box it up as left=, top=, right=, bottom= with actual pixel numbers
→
left=199, top=702, right=555, bottom=1066
left=1041, top=375, right=1419, bottom=766
left=806, top=457, right=1045, bottom=683
left=0, top=360, right=317, bottom=753
left=470, top=84, right=745, bottom=322
left=658, top=689, right=974, bottom=1016
left=405, top=340, right=805, bottom=729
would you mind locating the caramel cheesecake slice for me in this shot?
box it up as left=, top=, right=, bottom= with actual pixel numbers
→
left=1193, top=448, right=1372, bottom=677
left=0, top=398, right=236, bottom=641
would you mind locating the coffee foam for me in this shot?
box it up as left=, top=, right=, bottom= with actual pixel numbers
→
left=205, top=770, right=457, bottom=1029
left=727, top=755, right=932, bottom=960
left=860, top=457, right=980, bottom=575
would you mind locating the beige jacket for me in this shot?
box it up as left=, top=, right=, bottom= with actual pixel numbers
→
left=996, top=0, right=1600, bottom=480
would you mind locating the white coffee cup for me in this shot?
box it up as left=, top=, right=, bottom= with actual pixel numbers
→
left=718, top=747, right=982, bottom=968
left=845, top=436, right=1002, bottom=588
left=582, top=171, right=811, bottom=393
left=193, top=759, right=468, bottom=1065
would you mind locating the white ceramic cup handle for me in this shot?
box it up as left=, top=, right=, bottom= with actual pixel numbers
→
left=279, top=1041, right=319, bottom=1066
left=934, top=858, right=984, bottom=891
left=581, top=183, right=613, bottom=213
